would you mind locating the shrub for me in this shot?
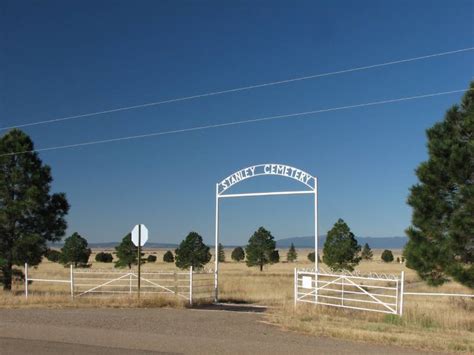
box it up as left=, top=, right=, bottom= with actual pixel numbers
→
left=147, top=255, right=157, bottom=263
left=45, top=249, right=61, bottom=263
left=381, top=249, right=394, bottom=263
left=231, top=247, right=245, bottom=262
left=163, top=250, right=174, bottom=263
left=307, top=252, right=321, bottom=263
left=95, top=252, right=113, bottom=263
left=270, top=250, right=280, bottom=263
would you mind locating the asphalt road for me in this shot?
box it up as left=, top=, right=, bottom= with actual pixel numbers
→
left=0, top=307, right=431, bottom=354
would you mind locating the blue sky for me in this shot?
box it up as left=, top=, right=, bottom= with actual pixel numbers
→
left=1, top=0, right=473, bottom=245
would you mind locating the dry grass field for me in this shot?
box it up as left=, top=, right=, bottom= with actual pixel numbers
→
left=2, top=248, right=473, bottom=353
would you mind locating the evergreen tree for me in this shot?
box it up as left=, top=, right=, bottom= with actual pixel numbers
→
left=245, top=227, right=276, bottom=271
left=381, top=249, right=394, bottom=263
left=175, top=232, right=211, bottom=270
left=60, top=232, right=91, bottom=267
left=361, top=243, right=373, bottom=260
left=115, top=233, right=139, bottom=269
left=218, top=243, right=226, bottom=262
left=405, top=82, right=474, bottom=288
left=231, top=247, right=245, bottom=262
left=163, top=250, right=174, bottom=263
left=0, top=129, right=69, bottom=290
left=322, top=219, right=361, bottom=271
left=287, top=243, right=297, bottom=262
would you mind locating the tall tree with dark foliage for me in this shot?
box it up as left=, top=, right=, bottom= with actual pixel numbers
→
left=0, top=130, right=69, bottom=290
left=405, top=82, right=474, bottom=288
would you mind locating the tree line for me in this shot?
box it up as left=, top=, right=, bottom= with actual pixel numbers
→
left=43, top=221, right=404, bottom=273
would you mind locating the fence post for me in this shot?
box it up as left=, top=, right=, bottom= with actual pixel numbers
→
left=24, top=263, right=28, bottom=299
left=399, top=271, right=405, bottom=316
left=174, top=271, right=178, bottom=295
left=341, top=276, right=345, bottom=306
left=129, top=273, right=132, bottom=294
left=294, top=268, right=297, bottom=306
left=70, top=265, right=74, bottom=299
left=189, top=266, right=193, bottom=306
left=314, top=270, right=318, bottom=303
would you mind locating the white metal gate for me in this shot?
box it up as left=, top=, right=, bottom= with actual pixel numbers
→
left=23, top=263, right=214, bottom=305
left=295, top=268, right=404, bottom=315
left=74, top=270, right=192, bottom=299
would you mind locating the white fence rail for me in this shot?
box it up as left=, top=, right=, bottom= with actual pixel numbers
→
left=24, top=263, right=214, bottom=305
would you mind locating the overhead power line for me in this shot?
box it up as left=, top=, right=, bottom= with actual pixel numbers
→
left=1, top=46, right=473, bottom=131
left=1, top=88, right=469, bottom=157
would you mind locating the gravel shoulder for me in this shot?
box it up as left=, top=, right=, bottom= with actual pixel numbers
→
left=0, top=308, right=432, bottom=354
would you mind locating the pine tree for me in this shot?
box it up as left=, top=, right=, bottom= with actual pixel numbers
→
left=175, top=232, right=211, bottom=270
left=163, top=250, right=174, bottom=263
left=287, top=243, right=297, bottom=262
left=231, top=247, right=245, bottom=262
left=60, top=232, right=91, bottom=267
left=361, top=243, right=373, bottom=260
left=405, top=82, right=474, bottom=288
left=381, top=250, right=394, bottom=263
left=218, top=243, right=225, bottom=262
left=115, top=233, right=139, bottom=269
left=0, top=129, right=69, bottom=290
left=322, top=219, right=361, bottom=271
left=245, top=227, right=276, bottom=271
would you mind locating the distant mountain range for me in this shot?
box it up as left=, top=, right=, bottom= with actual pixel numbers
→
left=51, top=236, right=407, bottom=250
left=89, top=242, right=179, bottom=249
left=49, top=241, right=179, bottom=250
left=276, top=236, right=407, bottom=249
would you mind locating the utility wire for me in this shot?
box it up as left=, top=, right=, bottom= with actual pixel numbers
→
left=1, top=88, right=469, bottom=157
left=1, top=46, right=473, bottom=131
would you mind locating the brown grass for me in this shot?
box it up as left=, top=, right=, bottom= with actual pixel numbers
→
left=1, top=248, right=473, bottom=353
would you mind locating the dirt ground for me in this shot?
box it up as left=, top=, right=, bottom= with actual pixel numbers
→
left=0, top=307, right=435, bottom=354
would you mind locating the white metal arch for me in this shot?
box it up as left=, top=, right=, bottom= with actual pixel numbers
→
left=214, top=163, right=318, bottom=302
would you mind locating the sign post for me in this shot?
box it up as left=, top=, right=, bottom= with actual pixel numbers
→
left=131, top=224, right=148, bottom=301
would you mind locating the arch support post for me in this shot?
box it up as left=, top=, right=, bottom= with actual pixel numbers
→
left=214, top=183, right=220, bottom=303
left=314, top=178, right=319, bottom=302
